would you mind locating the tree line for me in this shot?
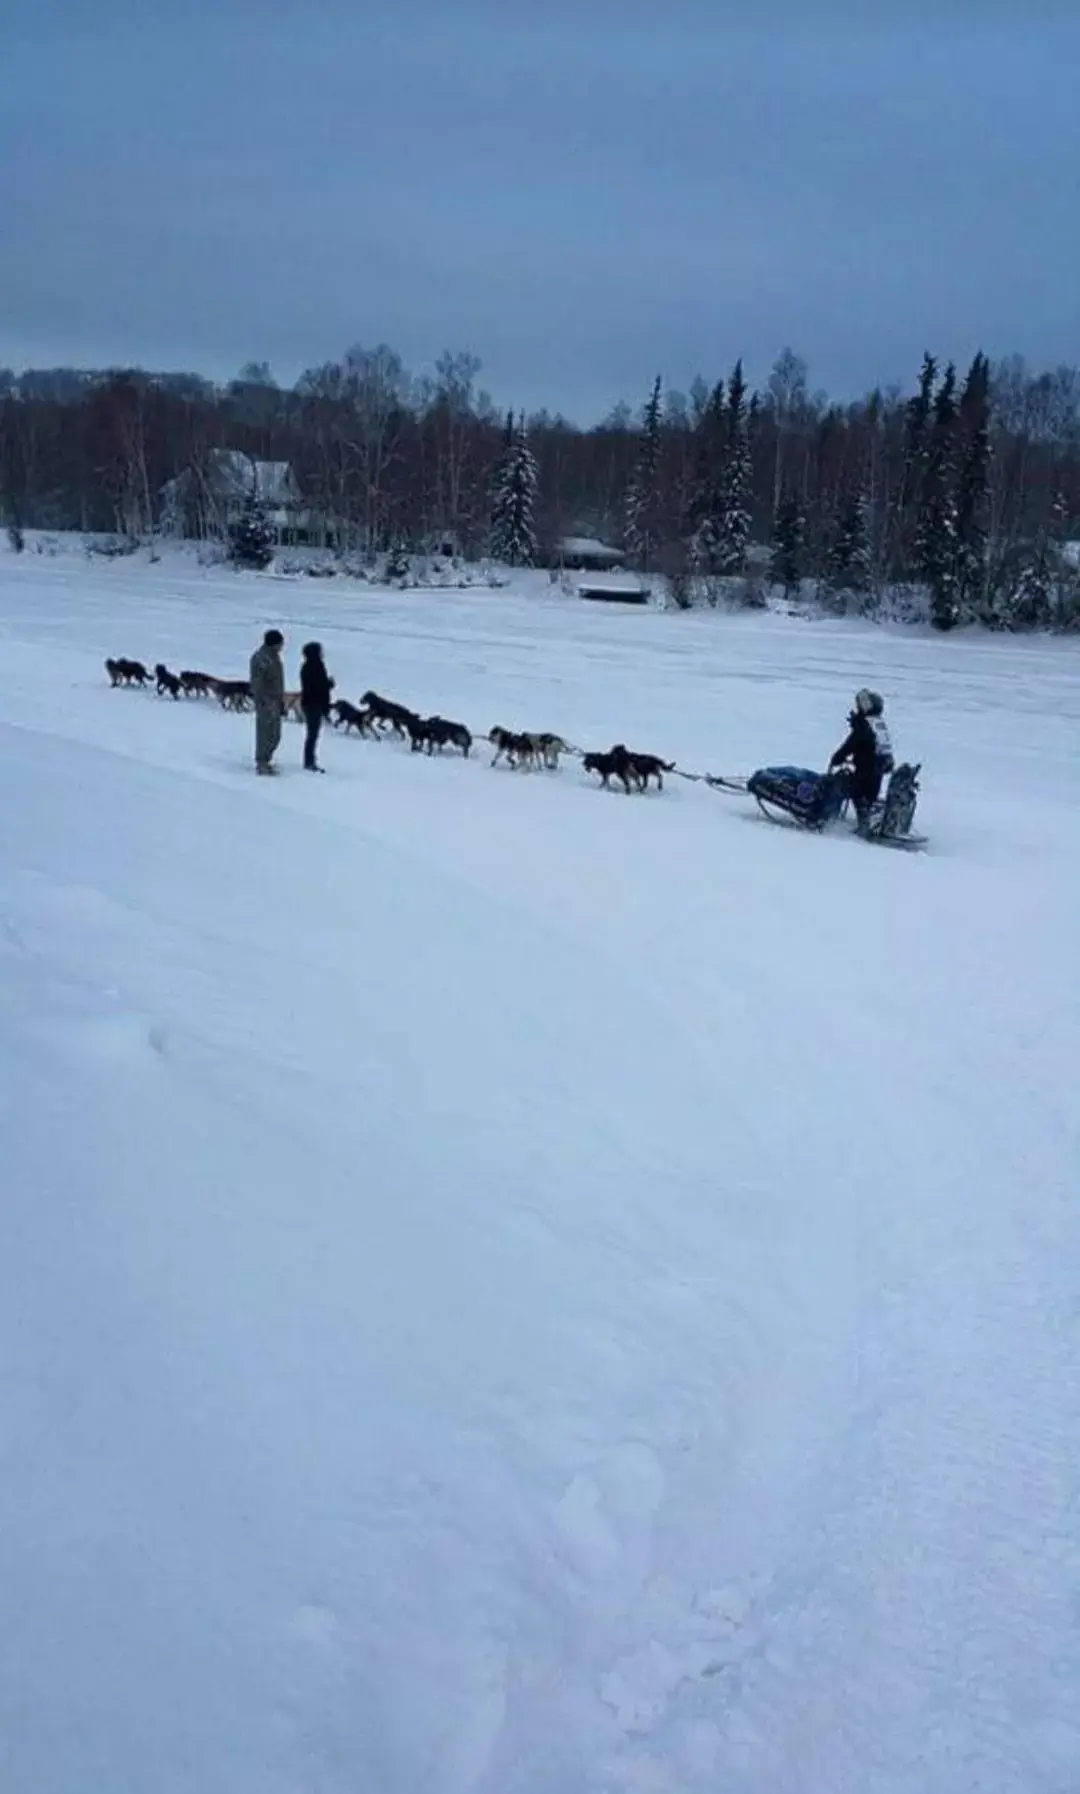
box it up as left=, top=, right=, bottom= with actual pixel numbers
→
left=2, top=344, right=1078, bottom=630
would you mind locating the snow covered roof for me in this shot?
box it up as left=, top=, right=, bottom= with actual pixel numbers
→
left=210, top=453, right=297, bottom=504
left=558, top=536, right=625, bottom=560
left=160, top=452, right=299, bottom=506
left=576, top=574, right=649, bottom=594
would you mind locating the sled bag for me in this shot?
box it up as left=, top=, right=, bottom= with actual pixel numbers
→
left=748, top=766, right=848, bottom=826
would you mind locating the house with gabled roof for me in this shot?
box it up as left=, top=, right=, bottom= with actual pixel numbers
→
left=159, top=450, right=317, bottom=542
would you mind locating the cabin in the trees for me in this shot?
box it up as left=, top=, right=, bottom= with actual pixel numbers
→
left=159, top=451, right=320, bottom=544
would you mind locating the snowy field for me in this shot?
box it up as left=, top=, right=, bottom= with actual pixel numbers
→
left=1, top=547, right=1079, bottom=1794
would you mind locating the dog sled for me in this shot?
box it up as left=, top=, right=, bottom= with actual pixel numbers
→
left=706, top=762, right=926, bottom=850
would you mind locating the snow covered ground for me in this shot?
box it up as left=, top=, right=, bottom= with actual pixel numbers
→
left=1, top=547, right=1078, bottom=1794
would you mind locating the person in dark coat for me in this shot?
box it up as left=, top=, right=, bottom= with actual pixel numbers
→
left=299, top=641, right=334, bottom=772
left=829, top=688, right=894, bottom=830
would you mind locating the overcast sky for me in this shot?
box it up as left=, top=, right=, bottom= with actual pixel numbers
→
left=2, top=0, right=1077, bottom=419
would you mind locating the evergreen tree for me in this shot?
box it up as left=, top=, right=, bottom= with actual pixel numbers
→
left=488, top=412, right=538, bottom=566
left=624, top=376, right=664, bottom=571
left=1006, top=542, right=1055, bottom=630
left=1047, top=487, right=1080, bottom=625
left=906, top=351, right=937, bottom=447
left=488, top=415, right=511, bottom=543
left=684, top=379, right=725, bottom=569
left=917, top=363, right=960, bottom=629
left=891, top=351, right=936, bottom=578
left=487, top=409, right=514, bottom=551
left=385, top=541, right=411, bottom=581
left=228, top=500, right=275, bottom=570
left=955, top=352, right=992, bottom=619
left=770, top=486, right=804, bottom=596
left=824, top=483, right=872, bottom=601
left=715, top=360, right=753, bottom=574
left=1003, top=490, right=1080, bottom=631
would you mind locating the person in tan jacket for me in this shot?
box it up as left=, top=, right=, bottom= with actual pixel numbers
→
left=249, top=628, right=285, bottom=774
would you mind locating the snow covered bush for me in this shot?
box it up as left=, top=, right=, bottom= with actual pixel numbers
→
left=734, top=571, right=768, bottom=609
left=227, top=503, right=275, bottom=571
left=86, top=534, right=140, bottom=559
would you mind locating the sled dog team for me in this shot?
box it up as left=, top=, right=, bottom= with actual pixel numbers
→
left=106, top=632, right=897, bottom=809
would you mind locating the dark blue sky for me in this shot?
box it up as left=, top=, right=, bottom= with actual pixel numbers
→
left=2, top=0, right=1077, bottom=419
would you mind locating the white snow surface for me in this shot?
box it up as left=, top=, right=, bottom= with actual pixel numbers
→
left=1, top=549, right=1079, bottom=1794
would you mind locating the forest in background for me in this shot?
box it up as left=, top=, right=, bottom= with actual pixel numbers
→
left=2, top=344, right=1079, bottom=629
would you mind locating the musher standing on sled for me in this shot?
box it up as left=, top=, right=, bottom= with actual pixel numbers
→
left=829, top=689, right=894, bottom=832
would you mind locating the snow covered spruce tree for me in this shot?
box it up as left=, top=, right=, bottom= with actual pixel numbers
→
left=624, top=376, right=664, bottom=571
left=228, top=500, right=275, bottom=570
left=770, top=486, right=804, bottom=597
left=1002, top=490, right=1079, bottom=631
left=954, top=352, right=992, bottom=621
left=823, top=483, right=872, bottom=606
left=917, top=362, right=960, bottom=629
left=715, top=360, right=753, bottom=574
left=1006, top=542, right=1056, bottom=629
left=1046, top=489, right=1080, bottom=629
left=684, top=379, right=725, bottom=572
left=488, top=412, right=538, bottom=567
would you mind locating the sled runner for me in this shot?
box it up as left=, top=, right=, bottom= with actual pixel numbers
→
left=744, top=762, right=927, bottom=849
